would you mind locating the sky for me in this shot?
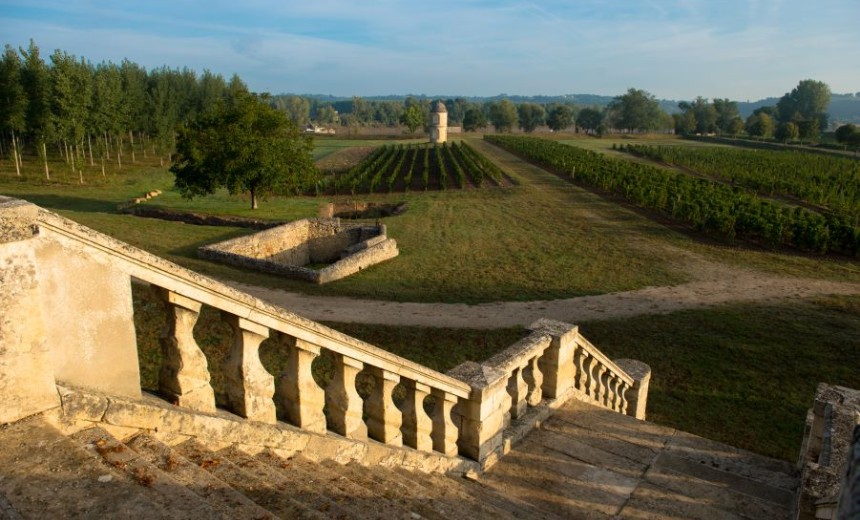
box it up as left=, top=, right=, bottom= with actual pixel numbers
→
left=1, top=0, right=858, bottom=101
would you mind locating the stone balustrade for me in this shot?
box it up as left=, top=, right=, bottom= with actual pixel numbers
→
left=0, top=198, right=650, bottom=470
left=448, top=318, right=650, bottom=466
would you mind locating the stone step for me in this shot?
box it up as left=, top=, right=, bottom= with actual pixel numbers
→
left=214, top=445, right=363, bottom=518
left=124, top=434, right=276, bottom=520
left=253, top=451, right=420, bottom=520
left=70, top=426, right=229, bottom=519
left=0, top=416, right=174, bottom=519
left=481, top=436, right=640, bottom=519
left=390, top=466, right=546, bottom=520
left=416, top=469, right=554, bottom=520
left=174, top=439, right=327, bottom=519
left=317, top=460, right=452, bottom=520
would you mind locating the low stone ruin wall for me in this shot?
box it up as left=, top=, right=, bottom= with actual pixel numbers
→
left=198, top=218, right=398, bottom=284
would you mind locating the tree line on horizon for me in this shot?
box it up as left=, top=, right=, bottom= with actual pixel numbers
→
left=1, top=39, right=856, bottom=180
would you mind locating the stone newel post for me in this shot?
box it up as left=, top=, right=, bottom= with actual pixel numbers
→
left=613, top=359, right=651, bottom=420
left=530, top=319, right=578, bottom=399
left=449, top=361, right=511, bottom=465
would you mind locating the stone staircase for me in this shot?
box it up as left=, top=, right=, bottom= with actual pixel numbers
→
left=0, top=396, right=797, bottom=519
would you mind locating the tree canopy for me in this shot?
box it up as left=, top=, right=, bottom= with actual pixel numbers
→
left=608, top=88, right=665, bottom=132
left=488, top=99, right=518, bottom=133
left=517, top=102, right=545, bottom=132
left=462, top=106, right=487, bottom=132
left=398, top=103, right=425, bottom=133
left=777, top=79, right=831, bottom=131
left=546, top=104, right=574, bottom=132
left=171, top=92, right=317, bottom=209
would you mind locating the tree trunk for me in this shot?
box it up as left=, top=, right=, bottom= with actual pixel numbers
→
left=41, top=141, right=49, bottom=180
left=104, top=131, right=111, bottom=160
left=88, top=135, right=94, bottom=166
left=76, top=145, right=83, bottom=184
left=129, top=131, right=136, bottom=163
left=250, top=187, right=258, bottom=210
left=11, top=131, right=21, bottom=177
left=101, top=156, right=105, bottom=177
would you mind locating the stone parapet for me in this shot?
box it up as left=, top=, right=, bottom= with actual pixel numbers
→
left=796, top=383, right=860, bottom=519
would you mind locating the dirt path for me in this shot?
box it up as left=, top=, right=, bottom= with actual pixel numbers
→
left=227, top=140, right=860, bottom=329
left=229, top=257, right=860, bottom=329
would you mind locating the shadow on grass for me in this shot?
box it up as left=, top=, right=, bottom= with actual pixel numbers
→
left=9, top=193, right=120, bottom=213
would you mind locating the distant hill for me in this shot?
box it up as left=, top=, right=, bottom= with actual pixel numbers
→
left=292, top=92, right=860, bottom=125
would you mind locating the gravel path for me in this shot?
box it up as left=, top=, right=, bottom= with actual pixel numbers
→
left=229, top=266, right=860, bottom=329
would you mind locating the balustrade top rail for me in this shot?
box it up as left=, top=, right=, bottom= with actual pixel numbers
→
left=36, top=209, right=471, bottom=399
left=573, top=333, right=634, bottom=387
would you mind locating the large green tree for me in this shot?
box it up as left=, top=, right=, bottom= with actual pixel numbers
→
left=517, top=102, right=545, bottom=132
left=488, top=99, right=518, bottom=132
left=462, top=106, right=487, bottom=132
left=546, top=104, right=574, bottom=132
left=399, top=103, right=425, bottom=133
left=171, top=92, right=317, bottom=209
left=608, top=88, right=664, bottom=133
left=745, top=113, right=774, bottom=138
left=777, top=79, right=831, bottom=131
left=576, top=107, right=603, bottom=134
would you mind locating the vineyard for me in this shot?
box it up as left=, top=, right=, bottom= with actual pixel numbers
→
left=321, top=141, right=508, bottom=194
left=618, top=144, right=860, bottom=221
left=485, top=135, right=860, bottom=256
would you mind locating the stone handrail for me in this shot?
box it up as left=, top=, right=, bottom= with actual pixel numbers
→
left=33, top=207, right=467, bottom=456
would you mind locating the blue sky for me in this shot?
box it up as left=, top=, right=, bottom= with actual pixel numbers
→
left=1, top=0, right=857, bottom=101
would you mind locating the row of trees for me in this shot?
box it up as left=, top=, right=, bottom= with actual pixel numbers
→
left=675, top=80, right=832, bottom=142
left=0, top=40, right=249, bottom=178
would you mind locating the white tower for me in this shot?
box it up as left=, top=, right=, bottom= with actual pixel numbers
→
left=430, top=101, right=448, bottom=144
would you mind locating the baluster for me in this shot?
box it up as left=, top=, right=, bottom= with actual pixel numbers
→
left=154, top=288, right=215, bottom=413
left=365, top=367, right=402, bottom=446
left=618, top=381, right=630, bottom=415
left=326, top=354, right=367, bottom=440
left=574, top=347, right=587, bottom=392
left=507, top=366, right=528, bottom=420
left=582, top=355, right=596, bottom=397
left=606, top=375, right=621, bottom=411
left=430, top=389, right=459, bottom=456
left=222, top=314, right=275, bottom=423
left=593, top=365, right=607, bottom=404
left=600, top=370, right=612, bottom=407
left=275, top=336, right=326, bottom=433
left=524, top=355, right=543, bottom=406
left=401, top=379, right=432, bottom=452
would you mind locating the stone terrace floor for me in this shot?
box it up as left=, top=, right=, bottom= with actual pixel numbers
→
left=481, top=398, right=798, bottom=519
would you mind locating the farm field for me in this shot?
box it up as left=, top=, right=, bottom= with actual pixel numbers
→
left=488, top=134, right=860, bottom=255
left=620, top=143, right=860, bottom=219
left=323, top=140, right=509, bottom=194
left=3, top=134, right=860, bottom=461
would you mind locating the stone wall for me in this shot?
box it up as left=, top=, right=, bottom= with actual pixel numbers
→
left=796, top=383, right=860, bottom=519
left=198, top=218, right=398, bottom=284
